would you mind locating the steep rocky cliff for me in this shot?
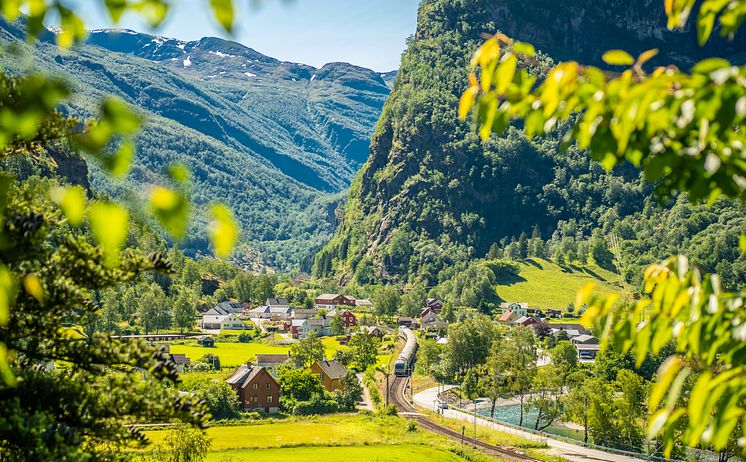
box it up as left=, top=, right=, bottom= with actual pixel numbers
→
left=314, top=0, right=746, bottom=285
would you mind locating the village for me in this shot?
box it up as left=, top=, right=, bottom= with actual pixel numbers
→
left=118, top=293, right=601, bottom=415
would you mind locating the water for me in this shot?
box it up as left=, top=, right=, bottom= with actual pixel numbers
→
left=476, top=404, right=584, bottom=441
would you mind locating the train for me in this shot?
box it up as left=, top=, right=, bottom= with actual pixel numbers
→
left=394, top=327, right=418, bottom=376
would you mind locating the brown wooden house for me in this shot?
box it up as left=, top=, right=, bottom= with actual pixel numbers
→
left=315, top=294, right=356, bottom=308
left=226, top=365, right=280, bottom=413
left=340, top=309, right=358, bottom=328
left=311, top=360, right=347, bottom=392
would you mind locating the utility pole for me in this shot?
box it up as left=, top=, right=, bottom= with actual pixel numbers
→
left=385, top=370, right=390, bottom=407
left=461, top=425, right=465, bottom=448
left=473, top=399, right=477, bottom=448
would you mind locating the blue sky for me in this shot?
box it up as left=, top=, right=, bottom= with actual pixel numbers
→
left=68, top=0, right=420, bottom=71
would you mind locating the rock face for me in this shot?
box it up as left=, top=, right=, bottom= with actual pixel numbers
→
left=481, top=0, right=746, bottom=68
left=314, top=0, right=746, bottom=284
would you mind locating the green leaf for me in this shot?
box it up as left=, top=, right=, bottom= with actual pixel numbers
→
left=0, top=342, right=16, bottom=387
left=0, top=264, right=15, bottom=327
left=739, top=233, right=746, bottom=254
left=209, top=0, right=235, bottom=33
left=167, top=163, right=191, bottom=184
left=50, top=186, right=87, bottom=226
left=512, top=42, right=535, bottom=57
left=602, top=50, right=635, bottom=66
left=459, top=86, right=479, bottom=120
left=88, top=202, right=129, bottom=267
left=150, top=186, right=189, bottom=240
left=209, top=204, right=239, bottom=258
left=496, top=54, right=517, bottom=94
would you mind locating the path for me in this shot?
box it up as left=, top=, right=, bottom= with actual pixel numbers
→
left=414, top=386, right=643, bottom=462
left=357, top=373, right=374, bottom=411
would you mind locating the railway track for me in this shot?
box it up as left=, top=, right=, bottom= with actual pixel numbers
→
left=389, top=376, right=539, bottom=462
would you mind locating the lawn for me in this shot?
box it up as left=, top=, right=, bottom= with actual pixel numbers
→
left=495, top=258, right=623, bottom=309
left=142, top=414, right=493, bottom=462
left=204, top=445, right=469, bottom=462
left=168, top=337, right=355, bottom=369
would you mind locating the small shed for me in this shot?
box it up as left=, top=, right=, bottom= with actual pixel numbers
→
left=196, top=335, right=214, bottom=348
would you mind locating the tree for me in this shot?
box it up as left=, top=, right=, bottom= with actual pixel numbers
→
left=400, top=284, right=427, bottom=318
left=374, top=286, right=400, bottom=319
left=564, top=372, right=593, bottom=443
left=529, top=365, right=563, bottom=431
left=335, top=370, right=363, bottom=410
left=153, top=425, right=211, bottom=462
left=196, top=381, right=240, bottom=421
left=486, top=326, right=537, bottom=423
left=277, top=366, right=325, bottom=402
left=462, top=1, right=746, bottom=453
left=329, top=313, right=345, bottom=336
left=445, top=315, right=501, bottom=374
left=349, top=332, right=379, bottom=372
left=613, top=369, right=647, bottom=452
left=289, top=333, right=325, bottom=368
left=172, top=284, right=199, bottom=332
left=518, top=232, right=528, bottom=260
left=550, top=340, right=578, bottom=385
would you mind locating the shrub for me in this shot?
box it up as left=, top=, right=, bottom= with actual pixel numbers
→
left=291, top=394, right=340, bottom=416
left=237, top=332, right=252, bottom=343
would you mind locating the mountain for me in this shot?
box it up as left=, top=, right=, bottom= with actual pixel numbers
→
left=314, top=0, right=746, bottom=287
left=0, top=21, right=391, bottom=270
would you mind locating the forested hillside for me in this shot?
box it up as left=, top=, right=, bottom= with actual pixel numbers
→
left=0, top=20, right=392, bottom=270
left=315, top=0, right=746, bottom=290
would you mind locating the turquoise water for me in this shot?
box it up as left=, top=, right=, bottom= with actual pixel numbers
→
left=476, top=404, right=584, bottom=441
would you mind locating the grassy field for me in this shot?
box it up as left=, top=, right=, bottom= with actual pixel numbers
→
left=496, top=258, right=623, bottom=309
left=143, top=414, right=494, bottom=462
left=168, top=337, right=354, bottom=368
left=203, top=445, right=468, bottom=462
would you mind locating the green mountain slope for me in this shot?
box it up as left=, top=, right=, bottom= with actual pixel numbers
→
left=0, top=21, right=392, bottom=270
left=315, top=0, right=746, bottom=288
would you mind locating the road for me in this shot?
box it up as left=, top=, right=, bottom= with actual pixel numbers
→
left=389, top=376, right=539, bottom=462
left=413, top=386, right=644, bottom=462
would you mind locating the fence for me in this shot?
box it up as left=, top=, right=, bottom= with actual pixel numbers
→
left=448, top=401, right=687, bottom=462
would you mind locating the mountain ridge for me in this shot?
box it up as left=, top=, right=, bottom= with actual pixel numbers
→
left=0, top=19, right=394, bottom=269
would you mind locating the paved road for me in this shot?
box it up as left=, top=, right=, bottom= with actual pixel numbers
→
left=357, top=373, right=374, bottom=411
left=414, top=386, right=643, bottom=462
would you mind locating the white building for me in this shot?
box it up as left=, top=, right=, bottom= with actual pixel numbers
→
left=200, top=313, right=246, bottom=330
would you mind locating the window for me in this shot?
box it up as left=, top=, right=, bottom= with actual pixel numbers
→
left=267, top=396, right=273, bottom=404
left=265, top=383, right=270, bottom=389
left=318, top=374, right=324, bottom=381
left=253, top=383, right=258, bottom=390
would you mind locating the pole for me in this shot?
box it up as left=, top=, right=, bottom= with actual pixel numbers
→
left=472, top=399, right=476, bottom=447
left=385, top=371, right=390, bottom=407
left=461, top=425, right=465, bottom=448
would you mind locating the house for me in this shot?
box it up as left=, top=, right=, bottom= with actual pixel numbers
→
left=256, top=353, right=290, bottom=372
left=436, top=337, right=448, bottom=345
left=514, top=316, right=539, bottom=327
left=169, top=353, right=191, bottom=372
left=196, top=335, right=214, bottom=347
left=360, top=326, right=385, bottom=340
left=248, top=305, right=293, bottom=321
left=550, top=323, right=591, bottom=335
left=576, top=343, right=600, bottom=360
left=571, top=334, right=599, bottom=345
left=311, top=360, right=347, bottom=392
left=290, top=318, right=330, bottom=339
left=355, top=299, right=373, bottom=309
left=500, top=302, right=529, bottom=317
left=266, top=298, right=290, bottom=308
left=397, top=316, right=414, bottom=327
left=426, top=298, right=444, bottom=313
left=226, top=365, right=280, bottom=413
left=527, top=308, right=544, bottom=317
left=546, top=309, right=562, bottom=318
left=551, top=328, right=581, bottom=339
left=340, top=310, right=357, bottom=328
left=215, top=301, right=244, bottom=314
left=292, top=308, right=317, bottom=319
left=498, top=311, right=517, bottom=323
left=315, top=294, right=356, bottom=309
left=420, top=310, right=447, bottom=331
left=200, top=313, right=246, bottom=330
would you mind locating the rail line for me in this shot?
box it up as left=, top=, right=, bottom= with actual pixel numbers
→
left=389, top=376, right=539, bottom=462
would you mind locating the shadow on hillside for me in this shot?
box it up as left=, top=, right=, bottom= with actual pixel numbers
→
left=523, top=258, right=544, bottom=269
left=494, top=273, right=527, bottom=286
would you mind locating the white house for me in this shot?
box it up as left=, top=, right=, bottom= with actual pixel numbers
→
left=200, top=313, right=246, bottom=330
left=290, top=318, right=330, bottom=339
left=500, top=302, right=529, bottom=317
left=292, top=308, right=317, bottom=319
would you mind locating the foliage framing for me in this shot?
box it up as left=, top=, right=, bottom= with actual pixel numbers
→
left=461, top=0, right=746, bottom=455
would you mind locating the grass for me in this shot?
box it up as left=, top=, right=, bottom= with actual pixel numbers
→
left=142, top=414, right=495, bottom=462
left=495, top=258, right=623, bottom=309
left=167, top=336, right=365, bottom=369
left=203, top=445, right=469, bottom=462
